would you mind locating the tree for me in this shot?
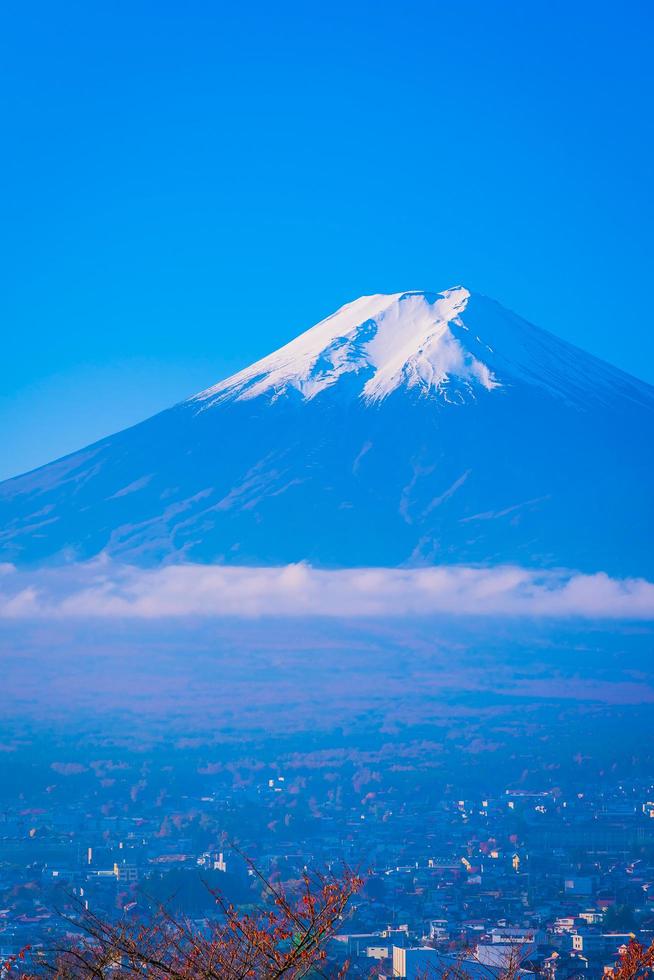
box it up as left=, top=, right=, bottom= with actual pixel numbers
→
left=604, top=904, right=637, bottom=932
left=9, top=863, right=362, bottom=979
left=607, top=939, right=654, bottom=979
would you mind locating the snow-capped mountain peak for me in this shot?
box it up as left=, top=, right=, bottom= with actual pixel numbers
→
left=193, top=286, right=500, bottom=408
left=1, top=283, right=653, bottom=575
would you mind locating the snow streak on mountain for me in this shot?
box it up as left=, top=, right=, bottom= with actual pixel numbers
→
left=1, top=287, right=653, bottom=575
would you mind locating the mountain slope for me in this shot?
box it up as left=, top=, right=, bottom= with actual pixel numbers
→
left=1, top=287, right=653, bottom=575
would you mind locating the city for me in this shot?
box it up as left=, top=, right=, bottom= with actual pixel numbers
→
left=1, top=677, right=653, bottom=976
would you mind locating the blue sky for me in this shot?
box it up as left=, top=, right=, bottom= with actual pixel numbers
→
left=2, top=0, right=653, bottom=481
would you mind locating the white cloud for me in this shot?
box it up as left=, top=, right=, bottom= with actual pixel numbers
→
left=0, top=558, right=653, bottom=620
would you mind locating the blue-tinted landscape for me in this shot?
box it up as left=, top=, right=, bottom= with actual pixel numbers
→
left=2, top=2, right=654, bottom=977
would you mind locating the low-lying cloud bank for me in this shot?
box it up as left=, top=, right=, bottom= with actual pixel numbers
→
left=1, top=559, right=653, bottom=619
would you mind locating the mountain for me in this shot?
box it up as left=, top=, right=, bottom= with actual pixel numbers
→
left=1, top=287, right=653, bottom=575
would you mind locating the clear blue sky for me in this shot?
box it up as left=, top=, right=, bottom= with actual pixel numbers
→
left=2, top=0, right=653, bottom=480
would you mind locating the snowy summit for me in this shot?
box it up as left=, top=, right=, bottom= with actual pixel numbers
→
left=194, top=287, right=500, bottom=407
left=192, top=285, right=648, bottom=411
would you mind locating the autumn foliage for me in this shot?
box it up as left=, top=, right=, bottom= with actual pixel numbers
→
left=9, top=864, right=363, bottom=979
left=7, top=870, right=654, bottom=980
left=607, top=939, right=654, bottom=979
